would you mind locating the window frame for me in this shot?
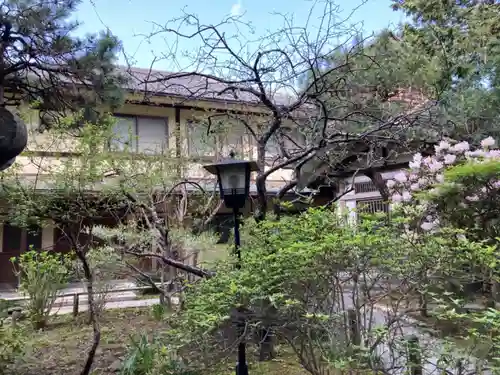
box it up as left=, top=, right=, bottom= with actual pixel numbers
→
left=112, top=114, right=169, bottom=154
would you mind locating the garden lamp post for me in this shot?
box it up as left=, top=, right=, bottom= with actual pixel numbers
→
left=0, top=107, right=28, bottom=171
left=203, top=151, right=259, bottom=375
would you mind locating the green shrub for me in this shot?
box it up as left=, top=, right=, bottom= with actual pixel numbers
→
left=0, top=300, right=24, bottom=374
left=12, top=249, right=70, bottom=329
left=121, top=334, right=199, bottom=375
left=151, top=303, right=166, bottom=321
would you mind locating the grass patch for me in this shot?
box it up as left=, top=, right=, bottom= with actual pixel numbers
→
left=6, top=307, right=309, bottom=375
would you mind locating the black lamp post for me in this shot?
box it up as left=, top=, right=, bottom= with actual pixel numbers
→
left=203, top=151, right=259, bottom=375
left=0, top=107, right=28, bottom=171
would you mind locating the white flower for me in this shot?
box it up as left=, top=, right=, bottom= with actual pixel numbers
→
left=465, top=150, right=485, bottom=158
left=465, top=195, right=479, bottom=202
left=428, top=161, right=444, bottom=172
left=423, top=157, right=433, bottom=166
left=435, top=140, right=450, bottom=153
left=409, top=161, right=420, bottom=170
left=420, top=221, right=435, bottom=231
left=481, top=136, right=496, bottom=148
left=410, top=183, right=420, bottom=191
left=443, top=154, right=456, bottom=165
left=386, top=180, right=396, bottom=188
left=409, top=153, right=422, bottom=169
left=391, top=193, right=403, bottom=203
left=409, top=173, right=418, bottom=181
left=451, top=141, right=470, bottom=153
left=435, top=174, right=444, bottom=183
left=485, top=150, right=500, bottom=159
left=493, top=180, right=500, bottom=188
left=394, top=172, right=407, bottom=183
left=402, top=191, right=412, bottom=201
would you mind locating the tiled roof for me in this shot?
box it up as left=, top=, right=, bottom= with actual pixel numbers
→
left=121, top=66, right=298, bottom=107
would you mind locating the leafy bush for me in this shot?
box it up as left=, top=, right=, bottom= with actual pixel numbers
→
left=120, top=334, right=198, bottom=375
left=164, top=206, right=498, bottom=375
left=151, top=303, right=166, bottom=321
left=12, top=249, right=70, bottom=329
left=0, top=300, right=24, bottom=374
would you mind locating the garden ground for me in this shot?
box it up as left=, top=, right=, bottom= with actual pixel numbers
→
left=7, top=307, right=309, bottom=375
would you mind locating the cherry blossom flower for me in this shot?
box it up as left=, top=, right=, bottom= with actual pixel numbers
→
left=410, top=183, right=420, bottom=191
left=409, top=153, right=422, bottom=169
left=402, top=191, right=412, bottom=201
left=481, top=136, right=496, bottom=148
left=443, top=154, right=456, bottom=165
left=451, top=141, right=470, bottom=153
left=394, top=172, right=407, bottom=183
left=466, top=150, right=486, bottom=158
left=428, top=160, right=444, bottom=172
left=485, top=149, right=500, bottom=158
left=392, top=193, right=402, bottom=203
left=386, top=180, right=396, bottom=189
left=435, top=140, right=450, bottom=153
left=420, top=221, right=435, bottom=231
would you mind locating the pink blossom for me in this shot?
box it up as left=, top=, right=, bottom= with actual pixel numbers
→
left=428, top=161, right=444, bottom=172
left=386, top=180, right=396, bottom=189
left=465, top=150, right=485, bottom=158
left=451, top=141, right=470, bottom=153
left=409, top=153, right=422, bottom=169
left=481, top=136, right=496, bottom=148
left=409, top=173, right=419, bottom=181
left=420, top=222, right=435, bottom=231
left=435, top=174, right=444, bottom=183
left=485, top=150, right=500, bottom=159
left=435, top=140, right=450, bottom=153
left=392, top=193, right=403, bottom=203
left=402, top=191, right=412, bottom=201
left=410, top=183, right=420, bottom=191
left=394, top=172, right=407, bottom=183
left=443, top=154, right=456, bottom=165
left=493, top=180, right=500, bottom=188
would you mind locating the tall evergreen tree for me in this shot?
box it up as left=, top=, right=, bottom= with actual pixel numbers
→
left=392, top=0, right=500, bottom=143
left=0, top=0, right=127, bottom=129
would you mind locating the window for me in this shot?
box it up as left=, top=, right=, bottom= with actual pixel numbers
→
left=2, top=223, right=22, bottom=253
left=221, top=122, right=248, bottom=156
left=111, top=116, right=168, bottom=154
left=1, top=223, right=42, bottom=253
left=354, top=181, right=379, bottom=194
left=357, top=199, right=390, bottom=215
left=267, top=127, right=306, bottom=158
left=187, top=120, right=218, bottom=157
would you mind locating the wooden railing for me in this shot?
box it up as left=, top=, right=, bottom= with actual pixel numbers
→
left=4, top=283, right=169, bottom=317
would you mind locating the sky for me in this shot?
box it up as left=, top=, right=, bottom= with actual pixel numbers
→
left=73, top=0, right=406, bottom=71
